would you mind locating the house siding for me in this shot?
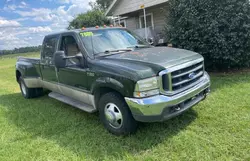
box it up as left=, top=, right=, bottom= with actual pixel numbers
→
left=139, top=3, right=168, bottom=33
left=122, top=3, right=169, bottom=35
left=111, top=0, right=168, bottom=16
left=125, top=17, right=138, bottom=30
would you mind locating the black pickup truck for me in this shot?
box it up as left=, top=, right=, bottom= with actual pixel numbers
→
left=16, top=27, right=210, bottom=135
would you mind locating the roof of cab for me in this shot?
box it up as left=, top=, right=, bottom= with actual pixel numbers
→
left=45, top=27, right=125, bottom=37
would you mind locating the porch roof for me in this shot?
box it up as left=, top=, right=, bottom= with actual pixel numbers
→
left=105, top=0, right=168, bottom=16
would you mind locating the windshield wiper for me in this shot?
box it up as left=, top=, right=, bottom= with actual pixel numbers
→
left=127, top=45, right=151, bottom=49
left=104, top=49, right=132, bottom=54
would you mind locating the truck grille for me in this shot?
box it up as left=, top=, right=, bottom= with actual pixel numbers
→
left=161, top=61, right=204, bottom=94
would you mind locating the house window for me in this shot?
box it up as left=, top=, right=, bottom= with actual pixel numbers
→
left=120, top=20, right=126, bottom=27
left=114, top=19, right=126, bottom=27
left=139, top=13, right=154, bottom=29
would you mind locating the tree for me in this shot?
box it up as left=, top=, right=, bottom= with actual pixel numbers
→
left=0, top=45, right=42, bottom=55
left=68, top=10, right=110, bottom=29
left=96, top=0, right=113, bottom=10
left=165, top=0, right=250, bottom=70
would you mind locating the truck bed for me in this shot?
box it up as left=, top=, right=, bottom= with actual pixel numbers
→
left=16, top=57, right=42, bottom=79
left=17, top=57, right=40, bottom=64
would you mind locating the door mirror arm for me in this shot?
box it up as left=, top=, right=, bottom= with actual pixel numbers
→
left=62, top=53, right=82, bottom=60
left=63, top=53, right=85, bottom=67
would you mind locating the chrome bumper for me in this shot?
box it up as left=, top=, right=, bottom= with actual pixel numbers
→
left=125, top=72, right=210, bottom=122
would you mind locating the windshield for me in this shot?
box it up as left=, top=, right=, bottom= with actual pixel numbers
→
left=79, top=28, right=149, bottom=55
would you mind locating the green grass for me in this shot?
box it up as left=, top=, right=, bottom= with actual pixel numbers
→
left=0, top=52, right=249, bottom=161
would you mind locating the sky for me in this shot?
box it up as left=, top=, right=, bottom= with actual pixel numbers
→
left=0, top=0, right=95, bottom=50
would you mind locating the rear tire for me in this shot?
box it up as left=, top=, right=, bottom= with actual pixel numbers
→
left=99, top=92, right=138, bottom=135
left=19, top=77, right=43, bottom=99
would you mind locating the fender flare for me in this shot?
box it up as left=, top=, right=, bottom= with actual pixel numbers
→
left=91, top=77, right=128, bottom=96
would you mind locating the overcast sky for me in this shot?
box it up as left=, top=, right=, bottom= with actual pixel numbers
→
left=0, top=0, right=95, bottom=50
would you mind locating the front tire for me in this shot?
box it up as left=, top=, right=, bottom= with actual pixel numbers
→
left=19, top=77, right=43, bottom=99
left=99, top=92, right=138, bottom=135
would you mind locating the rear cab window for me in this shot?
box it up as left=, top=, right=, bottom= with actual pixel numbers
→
left=41, top=35, right=59, bottom=64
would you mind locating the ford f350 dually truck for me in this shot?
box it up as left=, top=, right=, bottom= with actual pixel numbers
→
left=16, top=27, right=210, bottom=135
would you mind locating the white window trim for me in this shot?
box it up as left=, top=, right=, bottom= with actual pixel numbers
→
left=114, top=18, right=127, bottom=27
left=139, top=13, right=154, bottom=29
left=120, top=19, right=127, bottom=27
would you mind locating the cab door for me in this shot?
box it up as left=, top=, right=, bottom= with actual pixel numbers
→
left=56, top=33, right=90, bottom=104
left=40, top=35, right=59, bottom=91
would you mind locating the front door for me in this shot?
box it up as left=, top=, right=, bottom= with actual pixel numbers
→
left=40, top=35, right=59, bottom=91
left=57, top=33, right=90, bottom=105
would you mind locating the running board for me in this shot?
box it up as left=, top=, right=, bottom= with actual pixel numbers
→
left=48, top=92, right=96, bottom=113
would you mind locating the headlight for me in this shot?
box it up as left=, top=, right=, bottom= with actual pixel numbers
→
left=134, top=77, right=159, bottom=98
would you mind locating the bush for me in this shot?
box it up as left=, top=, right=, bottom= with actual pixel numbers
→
left=68, top=10, right=110, bottom=29
left=165, top=0, right=250, bottom=70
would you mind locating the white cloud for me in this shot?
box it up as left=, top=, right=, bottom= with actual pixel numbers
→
left=0, top=26, right=52, bottom=50
left=0, top=33, right=31, bottom=49
left=3, top=4, right=17, bottom=10
left=15, top=0, right=94, bottom=22
left=20, top=1, right=27, bottom=6
left=24, top=37, right=32, bottom=40
left=0, top=0, right=96, bottom=49
left=28, top=26, right=52, bottom=33
left=15, top=8, right=53, bottom=22
left=14, top=0, right=94, bottom=33
left=58, top=0, right=71, bottom=4
left=0, top=19, right=21, bottom=27
left=3, top=1, right=28, bottom=11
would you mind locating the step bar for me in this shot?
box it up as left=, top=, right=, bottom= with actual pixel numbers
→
left=49, top=92, right=96, bottom=113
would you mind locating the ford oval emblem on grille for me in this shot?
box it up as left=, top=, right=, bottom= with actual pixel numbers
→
left=188, top=72, right=196, bottom=79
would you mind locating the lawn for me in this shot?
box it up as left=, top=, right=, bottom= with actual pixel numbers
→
left=0, top=52, right=249, bottom=161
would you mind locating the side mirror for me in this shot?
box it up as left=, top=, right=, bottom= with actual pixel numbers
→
left=53, top=51, right=66, bottom=68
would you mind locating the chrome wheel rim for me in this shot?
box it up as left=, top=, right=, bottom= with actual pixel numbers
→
left=104, top=103, right=123, bottom=129
left=21, top=81, right=26, bottom=96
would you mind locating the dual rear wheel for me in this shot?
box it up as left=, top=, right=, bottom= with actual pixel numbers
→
left=19, top=77, right=43, bottom=99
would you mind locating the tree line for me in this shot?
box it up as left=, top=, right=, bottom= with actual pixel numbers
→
left=0, top=46, right=42, bottom=55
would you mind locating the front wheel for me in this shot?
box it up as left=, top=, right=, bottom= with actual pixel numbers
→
left=99, top=92, right=138, bottom=135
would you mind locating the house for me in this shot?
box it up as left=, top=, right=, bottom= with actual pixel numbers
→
left=105, top=0, right=169, bottom=45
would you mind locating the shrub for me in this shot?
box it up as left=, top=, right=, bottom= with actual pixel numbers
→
left=165, top=0, right=250, bottom=70
left=68, top=10, right=110, bottom=29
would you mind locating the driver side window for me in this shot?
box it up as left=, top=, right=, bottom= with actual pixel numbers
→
left=60, top=35, right=80, bottom=65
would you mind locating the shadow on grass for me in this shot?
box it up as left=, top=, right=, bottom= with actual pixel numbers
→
left=0, top=93, right=197, bottom=160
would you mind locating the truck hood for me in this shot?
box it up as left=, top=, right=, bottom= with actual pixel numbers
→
left=93, top=47, right=203, bottom=81
left=105, top=47, right=203, bottom=68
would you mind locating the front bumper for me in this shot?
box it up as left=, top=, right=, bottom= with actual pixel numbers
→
left=125, top=72, right=210, bottom=122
